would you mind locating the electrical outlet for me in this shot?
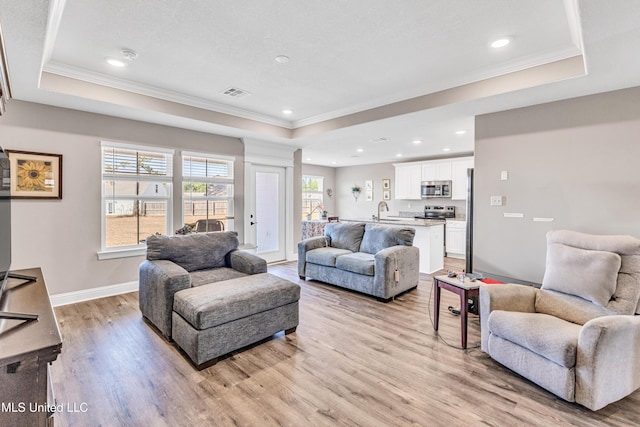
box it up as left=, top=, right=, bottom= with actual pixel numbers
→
left=490, top=196, right=504, bottom=206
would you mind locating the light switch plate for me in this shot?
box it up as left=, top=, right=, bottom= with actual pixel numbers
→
left=490, top=195, right=504, bottom=206
left=501, top=171, right=508, bottom=181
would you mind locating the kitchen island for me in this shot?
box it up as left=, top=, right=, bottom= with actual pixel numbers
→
left=340, top=217, right=444, bottom=274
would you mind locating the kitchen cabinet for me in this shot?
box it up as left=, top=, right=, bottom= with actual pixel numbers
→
left=421, top=161, right=452, bottom=181
left=393, top=163, right=422, bottom=200
left=415, top=223, right=444, bottom=273
left=446, top=219, right=466, bottom=258
left=451, top=157, right=474, bottom=200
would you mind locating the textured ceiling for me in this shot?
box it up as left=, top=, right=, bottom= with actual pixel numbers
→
left=1, top=1, right=640, bottom=166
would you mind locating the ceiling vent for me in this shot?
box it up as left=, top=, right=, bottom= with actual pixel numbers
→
left=221, top=87, right=251, bottom=99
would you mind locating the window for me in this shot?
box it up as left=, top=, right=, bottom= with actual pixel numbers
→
left=302, top=175, right=324, bottom=220
left=182, top=152, right=234, bottom=232
left=101, top=142, right=173, bottom=253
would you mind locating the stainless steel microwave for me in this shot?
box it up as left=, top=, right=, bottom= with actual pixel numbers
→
left=421, top=180, right=451, bottom=198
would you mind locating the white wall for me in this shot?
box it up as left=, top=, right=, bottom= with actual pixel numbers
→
left=474, top=85, right=640, bottom=283
left=0, top=101, right=244, bottom=296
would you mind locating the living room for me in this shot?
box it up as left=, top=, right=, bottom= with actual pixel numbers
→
left=1, top=1, right=640, bottom=426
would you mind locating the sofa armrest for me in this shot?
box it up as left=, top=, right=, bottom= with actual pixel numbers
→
left=479, top=283, right=537, bottom=352
left=228, top=250, right=267, bottom=275
left=297, top=236, right=329, bottom=277
left=576, top=315, right=640, bottom=410
left=373, top=245, right=420, bottom=299
left=139, top=259, right=191, bottom=339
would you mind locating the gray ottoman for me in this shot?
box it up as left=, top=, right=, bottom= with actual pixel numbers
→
left=171, top=273, right=300, bottom=369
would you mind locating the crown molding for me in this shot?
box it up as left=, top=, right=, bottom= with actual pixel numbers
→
left=42, top=61, right=294, bottom=129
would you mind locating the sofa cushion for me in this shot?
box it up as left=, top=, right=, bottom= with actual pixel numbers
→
left=173, top=273, right=300, bottom=330
left=324, top=222, right=366, bottom=253
left=542, top=242, right=621, bottom=307
left=335, top=252, right=375, bottom=276
left=488, top=311, right=582, bottom=368
left=359, top=224, right=415, bottom=254
left=146, top=232, right=239, bottom=272
left=306, top=247, right=353, bottom=267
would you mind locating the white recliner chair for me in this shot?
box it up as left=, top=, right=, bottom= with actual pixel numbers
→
left=480, top=230, right=640, bottom=410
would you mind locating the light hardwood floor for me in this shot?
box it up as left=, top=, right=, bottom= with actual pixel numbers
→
left=51, top=259, right=640, bottom=426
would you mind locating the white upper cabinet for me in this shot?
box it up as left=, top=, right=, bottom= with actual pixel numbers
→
left=421, top=161, right=452, bottom=181
left=393, top=163, right=422, bottom=200
left=451, top=157, right=474, bottom=200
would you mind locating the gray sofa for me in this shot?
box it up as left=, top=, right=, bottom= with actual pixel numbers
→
left=298, top=222, right=419, bottom=301
left=139, top=231, right=268, bottom=339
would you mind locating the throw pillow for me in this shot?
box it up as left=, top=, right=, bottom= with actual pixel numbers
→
left=541, top=242, right=621, bottom=307
left=360, top=224, right=415, bottom=254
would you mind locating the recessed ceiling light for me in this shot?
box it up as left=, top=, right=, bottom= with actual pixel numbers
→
left=106, top=58, right=126, bottom=67
left=306, top=158, right=312, bottom=161
left=443, top=147, right=452, bottom=152
left=412, top=140, right=422, bottom=144
left=396, top=153, right=403, bottom=157
left=356, top=148, right=364, bottom=152
left=455, top=130, right=467, bottom=135
left=275, top=55, right=290, bottom=63
left=491, top=38, right=510, bottom=48
left=331, top=161, right=337, bottom=165
left=282, top=109, right=293, bottom=115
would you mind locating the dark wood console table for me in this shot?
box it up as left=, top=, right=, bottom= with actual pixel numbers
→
left=0, top=267, right=62, bottom=427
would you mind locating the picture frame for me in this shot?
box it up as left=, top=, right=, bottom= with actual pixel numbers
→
left=383, top=189, right=391, bottom=200
left=365, top=190, right=373, bottom=202
left=6, top=150, right=63, bottom=199
left=365, top=180, right=373, bottom=191
left=382, top=178, right=390, bottom=190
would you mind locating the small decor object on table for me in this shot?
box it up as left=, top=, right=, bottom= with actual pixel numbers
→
left=6, top=150, right=62, bottom=199
left=321, top=210, right=328, bottom=220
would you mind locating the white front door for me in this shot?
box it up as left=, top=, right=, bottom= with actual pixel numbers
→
left=248, top=165, right=286, bottom=263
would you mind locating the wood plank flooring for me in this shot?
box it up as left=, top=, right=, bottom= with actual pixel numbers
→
left=50, top=259, right=640, bottom=426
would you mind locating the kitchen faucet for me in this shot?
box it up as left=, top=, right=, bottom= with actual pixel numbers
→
left=377, top=201, right=389, bottom=221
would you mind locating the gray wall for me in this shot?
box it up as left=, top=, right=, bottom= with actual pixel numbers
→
left=474, top=85, right=640, bottom=284
left=0, top=100, right=244, bottom=295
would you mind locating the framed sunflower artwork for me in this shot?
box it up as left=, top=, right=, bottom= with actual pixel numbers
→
left=6, top=150, right=62, bottom=199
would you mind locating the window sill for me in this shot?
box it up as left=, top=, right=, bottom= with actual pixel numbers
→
left=97, top=247, right=146, bottom=260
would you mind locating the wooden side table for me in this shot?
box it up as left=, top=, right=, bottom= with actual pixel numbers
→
left=433, top=275, right=480, bottom=349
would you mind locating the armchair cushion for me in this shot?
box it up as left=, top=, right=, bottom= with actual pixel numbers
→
left=146, top=232, right=239, bottom=272
left=542, top=242, right=621, bottom=306
left=306, top=247, right=352, bottom=267
left=335, top=252, right=375, bottom=276
left=324, top=222, right=366, bottom=253
left=359, top=223, right=415, bottom=254
left=488, top=311, right=582, bottom=368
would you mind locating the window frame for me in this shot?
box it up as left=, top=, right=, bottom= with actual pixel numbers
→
left=181, top=151, right=235, bottom=232
left=98, top=141, right=174, bottom=259
left=302, top=175, right=324, bottom=220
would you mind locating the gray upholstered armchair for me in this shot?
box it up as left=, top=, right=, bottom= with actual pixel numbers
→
left=480, top=230, right=640, bottom=410
left=139, top=232, right=267, bottom=339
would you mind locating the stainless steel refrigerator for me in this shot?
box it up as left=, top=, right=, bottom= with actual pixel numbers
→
left=465, top=168, right=474, bottom=274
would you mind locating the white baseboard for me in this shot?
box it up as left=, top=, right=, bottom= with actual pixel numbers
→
left=50, top=281, right=138, bottom=307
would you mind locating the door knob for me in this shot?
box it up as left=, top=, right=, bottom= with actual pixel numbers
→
left=251, top=221, right=257, bottom=225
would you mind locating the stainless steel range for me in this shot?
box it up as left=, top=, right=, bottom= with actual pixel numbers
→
left=415, top=205, right=456, bottom=220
